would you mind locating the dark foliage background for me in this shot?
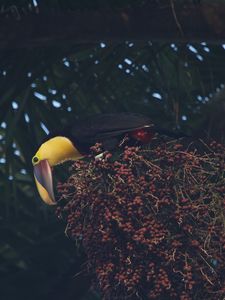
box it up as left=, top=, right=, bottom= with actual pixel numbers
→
left=0, top=1, right=225, bottom=300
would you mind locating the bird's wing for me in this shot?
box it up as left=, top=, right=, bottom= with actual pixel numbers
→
left=69, top=113, right=154, bottom=143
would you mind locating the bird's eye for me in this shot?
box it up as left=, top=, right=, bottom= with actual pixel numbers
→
left=32, top=156, right=39, bottom=164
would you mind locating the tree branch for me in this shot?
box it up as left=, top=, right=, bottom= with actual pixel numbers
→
left=1, top=3, right=225, bottom=49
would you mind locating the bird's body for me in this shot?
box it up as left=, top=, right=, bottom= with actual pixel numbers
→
left=45, top=113, right=155, bottom=155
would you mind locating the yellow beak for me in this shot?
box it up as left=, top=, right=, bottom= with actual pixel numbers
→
left=33, top=160, right=56, bottom=205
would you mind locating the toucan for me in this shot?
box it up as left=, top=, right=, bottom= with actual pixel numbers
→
left=32, top=113, right=170, bottom=205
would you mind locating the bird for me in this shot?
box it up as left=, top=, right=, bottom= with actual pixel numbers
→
left=32, top=113, right=181, bottom=205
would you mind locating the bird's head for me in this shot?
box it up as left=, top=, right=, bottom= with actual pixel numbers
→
left=32, top=136, right=83, bottom=205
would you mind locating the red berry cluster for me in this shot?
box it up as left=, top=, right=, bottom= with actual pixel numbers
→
left=56, top=136, right=225, bottom=300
